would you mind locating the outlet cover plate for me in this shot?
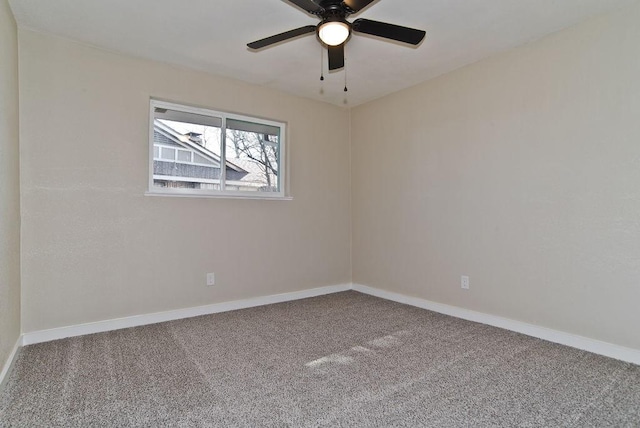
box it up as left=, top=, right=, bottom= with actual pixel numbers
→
left=461, top=275, right=470, bottom=290
left=206, top=272, right=216, bottom=286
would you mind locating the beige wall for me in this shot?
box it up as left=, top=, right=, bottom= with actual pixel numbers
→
left=352, top=3, right=640, bottom=349
left=19, top=30, right=351, bottom=333
left=0, top=0, right=21, bottom=368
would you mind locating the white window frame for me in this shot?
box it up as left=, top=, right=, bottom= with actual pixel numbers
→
left=147, top=99, right=289, bottom=200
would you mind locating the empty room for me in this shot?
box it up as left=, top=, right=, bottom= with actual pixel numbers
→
left=1, top=0, right=639, bottom=426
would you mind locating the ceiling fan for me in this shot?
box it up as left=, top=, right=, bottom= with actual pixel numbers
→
left=247, top=0, right=426, bottom=71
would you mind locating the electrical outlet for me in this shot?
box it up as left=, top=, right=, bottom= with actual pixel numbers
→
left=461, top=275, right=470, bottom=290
left=206, top=272, right=216, bottom=286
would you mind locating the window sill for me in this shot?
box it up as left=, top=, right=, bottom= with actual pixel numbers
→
left=144, top=190, right=293, bottom=201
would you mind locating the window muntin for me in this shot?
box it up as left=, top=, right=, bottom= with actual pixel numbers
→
left=148, top=100, right=286, bottom=198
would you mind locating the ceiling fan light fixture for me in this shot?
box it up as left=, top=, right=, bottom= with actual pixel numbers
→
left=318, top=20, right=350, bottom=46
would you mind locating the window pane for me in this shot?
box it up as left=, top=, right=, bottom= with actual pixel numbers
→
left=177, top=150, right=191, bottom=162
left=225, top=121, right=280, bottom=193
left=153, top=145, right=160, bottom=158
left=160, top=147, right=175, bottom=160
left=193, top=153, right=214, bottom=166
left=152, top=111, right=222, bottom=190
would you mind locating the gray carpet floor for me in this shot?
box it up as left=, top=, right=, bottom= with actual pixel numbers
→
left=1, top=291, right=639, bottom=427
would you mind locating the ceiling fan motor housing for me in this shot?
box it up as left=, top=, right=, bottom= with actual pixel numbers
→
left=316, top=1, right=356, bottom=16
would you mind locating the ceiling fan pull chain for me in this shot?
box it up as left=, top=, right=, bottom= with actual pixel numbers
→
left=320, top=47, right=325, bottom=81
left=344, top=52, right=348, bottom=92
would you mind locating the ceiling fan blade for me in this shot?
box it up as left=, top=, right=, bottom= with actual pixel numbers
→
left=248, top=25, right=317, bottom=49
left=286, top=0, right=324, bottom=14
left=342, top=0, right=376, bottom=13
left=352, top=18, right=426, bottom=45
left=328, top=43, right=345, bottom=70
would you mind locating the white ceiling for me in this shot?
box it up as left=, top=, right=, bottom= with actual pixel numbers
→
left=8, top=0, right=637, bottom=107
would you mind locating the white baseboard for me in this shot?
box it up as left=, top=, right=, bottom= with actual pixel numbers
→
left=0, top=337, right=22, bottom=388
left=352, top=283, right=640, bottom=366
left=22, top=283, right=351, bottom=346
left=19, top=282, right=640, bottom=366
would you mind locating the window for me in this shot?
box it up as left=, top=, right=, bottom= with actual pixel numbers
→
left=148, top=100, right=286, bottom=198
